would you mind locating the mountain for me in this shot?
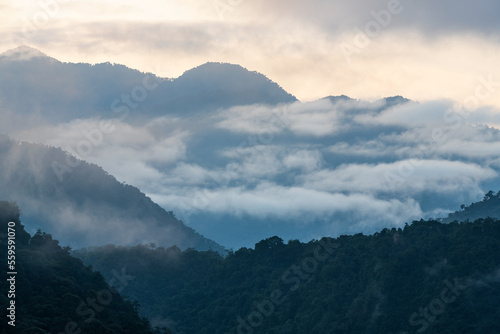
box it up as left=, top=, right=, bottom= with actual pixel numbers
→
left=74, top=218, right=500, bottom=333
left=0, top=135, right=224, bottom=252
left=0, top=201, right=164, bottom=333
left=0, top=46, right=296, bottom=122
left=152, top=62, right=297, bottom=114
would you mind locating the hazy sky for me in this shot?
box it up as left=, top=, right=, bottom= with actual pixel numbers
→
left=2, top=0, right=500, bottom=107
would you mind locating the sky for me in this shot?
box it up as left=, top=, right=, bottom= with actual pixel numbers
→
left=2, top=0, right=500, bottom=107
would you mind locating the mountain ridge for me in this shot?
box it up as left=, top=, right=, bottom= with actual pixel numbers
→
left=0, top=46, right=410, bottom=116
left=0, top=45, right=297, bottom=120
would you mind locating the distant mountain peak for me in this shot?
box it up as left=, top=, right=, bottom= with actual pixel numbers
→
left=176, top=62, right=269, bottom=89
left=0, top=45, right=51, bottom=61
left=173, top=61, right=297, bottom=105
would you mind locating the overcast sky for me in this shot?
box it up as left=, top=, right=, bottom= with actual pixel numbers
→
left=2, top=0, right=500, bottom=107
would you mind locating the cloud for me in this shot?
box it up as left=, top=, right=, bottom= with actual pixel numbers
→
left=355, top=100, right=453, bottom=127
left=283, top=149, right=323, bottom=172
left=10, top=118, right=189, bottom=188
left=219, top=145, right=320, bottom=184
left=216, top=100, right=342, bottom=137
left=236, top=0, right=500, bottom=36
left=4, top=69, right=500, bottom=248
left=150, top=182, right=423, bottom=228
left=300, top=160, right=496, bottom=196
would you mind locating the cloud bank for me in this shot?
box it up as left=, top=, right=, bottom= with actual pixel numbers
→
left=5, top=96, right=500, bottom=248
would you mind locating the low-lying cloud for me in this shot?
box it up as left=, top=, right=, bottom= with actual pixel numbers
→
left=5, top=96, right=500, bottom=248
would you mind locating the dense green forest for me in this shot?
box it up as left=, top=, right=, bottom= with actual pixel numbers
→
left=75, top=218, right=500, bottom=333
left=3, top=194, right=500, bottom=333
left=0, top=201, right=163, bottom=334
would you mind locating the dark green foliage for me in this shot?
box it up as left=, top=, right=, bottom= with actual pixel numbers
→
left=0, top=202, right=156, bottom=333
left=444, top=189, right=500, bottom=223
left=75, top=219, right=500, bottom=334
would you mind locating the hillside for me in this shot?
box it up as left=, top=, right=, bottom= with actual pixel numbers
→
left=75, top=218, right=500, bottom=333
left=0, top=135, right=224, bottom=252
left=443, top=190, right=500, bottom=223
left=0, top=201, right=163, bottom=333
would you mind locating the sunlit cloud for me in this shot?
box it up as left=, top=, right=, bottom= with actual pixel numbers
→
left=5, top=95, right=500, bottom=248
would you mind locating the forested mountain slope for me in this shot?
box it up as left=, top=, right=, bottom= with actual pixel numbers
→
left=0, top=201, right=161, bottom=333
left=0, top=136, right=224, bottom=252
left=75, top=218, right=500, bottom=333
left=443, top=190, right=500, bottom=223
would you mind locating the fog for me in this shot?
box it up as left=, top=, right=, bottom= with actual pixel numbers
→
left=3, top=94, right=500, bottom=248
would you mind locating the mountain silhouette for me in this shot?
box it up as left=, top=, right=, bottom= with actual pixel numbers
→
left=0, top=46, right=296, bottom=122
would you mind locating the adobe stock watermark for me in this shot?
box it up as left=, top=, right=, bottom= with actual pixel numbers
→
left=228, top=238, right=339, bottom=334
left=398, top=277, right=468, bottom=334
left=385, top=74, right=500, bottom=190
left=51, top=73, right=161, bottom=182
left=339, top=0, right=408, bottom=64
left=13, top=0, right=71, bottom=44
left=50, top=267, right=134, bottom=334
left=213, top=0, right=243, bottom=20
